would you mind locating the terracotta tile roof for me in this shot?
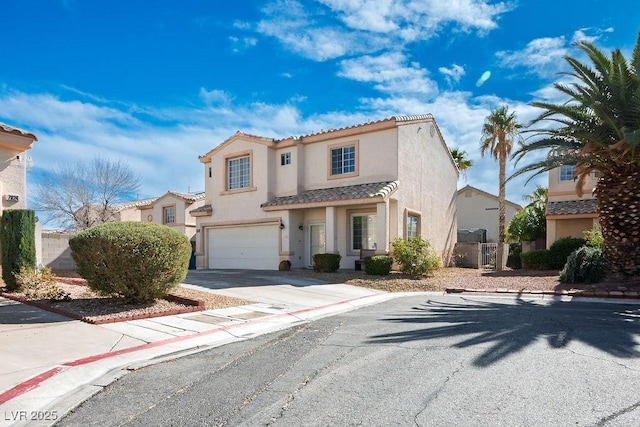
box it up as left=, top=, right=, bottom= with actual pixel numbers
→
left=261, top=181, right=399, bottom=209
left=0, top=122, right=37, bottom=140
left=274, top=114, right=434, bottom=142
left=167, top=191, right=205, bottom=202
left=190, top=204, right=212, bottom=214
left=111, top=197, right=158, bottom=211
left=547, top=199, right=598, bottom=216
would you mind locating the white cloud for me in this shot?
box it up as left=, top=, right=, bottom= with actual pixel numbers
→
left=256, top=0, right=511, bottom=61
left=496, top=36, right=568, bottom=77
left=199, top=88, right=232, bottom=106
left=339, top=52, right=437, bottom=96
left=439, top=63, right=466, bottom=85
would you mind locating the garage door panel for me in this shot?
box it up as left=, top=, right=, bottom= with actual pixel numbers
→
left=208, top=224, right=280, bottom=270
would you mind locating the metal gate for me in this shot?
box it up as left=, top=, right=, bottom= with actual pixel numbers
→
left=480, top=243, right=497, bottom=268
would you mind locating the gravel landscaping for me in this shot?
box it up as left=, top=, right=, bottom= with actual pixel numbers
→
left=3, top=267, right=639, bottom=324
left=1, top=281, right=253, bottom=324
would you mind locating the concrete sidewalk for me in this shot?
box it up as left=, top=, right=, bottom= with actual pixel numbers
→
left=0, top=273, right=396, bottom=427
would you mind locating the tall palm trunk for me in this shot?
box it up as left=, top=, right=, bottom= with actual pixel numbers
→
left=594, top=166, right=640, bottom=275
left=496, top=141, right=507, bottom=271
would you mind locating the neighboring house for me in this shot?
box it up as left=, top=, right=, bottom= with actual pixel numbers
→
left=0, top=123, right=37, bottom=213
left=193, top=114, right=458, bottom=270
left=546, top=165, right=598, bottom=248
left=39, top=191, right=204, bottom=272
left=456, top=185, right=522, bottom=243
left=114, top=191, right=205, bottom=242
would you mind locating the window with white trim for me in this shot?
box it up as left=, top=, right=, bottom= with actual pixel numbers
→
left=560, top=165, right=575, bottom=181
left=227, top=155, right=250, bottom=190
left=407, top=215, right=419, bottom=238
left=163, top=206, right=176, bottom=224
left=352, top=213, right=377, bottom=251
left=331, top=145, right=356, bottom=176
left=281, top=152, right=291, bottom=166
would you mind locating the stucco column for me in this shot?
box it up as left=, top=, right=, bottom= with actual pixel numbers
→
left=325, top=206, right=337, bottom=254
left=546, top=218, right=556, bottom=249
left=376, top=200, right=389, bottom=254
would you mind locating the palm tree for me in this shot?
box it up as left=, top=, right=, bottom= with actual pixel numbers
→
left=524, top=186, right=548, bottom=212
left=481, top=106, right=523, bottom=270
left=449, top=147, right=473, bottom=178
left=512, top=33, right=640, bottom=275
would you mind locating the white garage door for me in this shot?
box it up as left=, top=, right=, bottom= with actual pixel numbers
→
left=208, top=224, right=280, bottom=270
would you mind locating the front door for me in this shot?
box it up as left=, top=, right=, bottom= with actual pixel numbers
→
left=309, top=223, right=326, bottom=267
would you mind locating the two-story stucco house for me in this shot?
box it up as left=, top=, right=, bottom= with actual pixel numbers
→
left=0, top=123, right=37, bottom=213
left=192, top=115, right=458, bottom=270
left=546, top=165, right=598, bottom=248
left=456, top=185, right=522, bottom=243
left=114, top=191, right=205, bottom=242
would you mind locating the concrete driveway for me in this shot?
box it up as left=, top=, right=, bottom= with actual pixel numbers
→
left=182, top=269, right=387, bottom=311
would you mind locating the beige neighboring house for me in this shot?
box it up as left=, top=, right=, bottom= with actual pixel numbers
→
left=456, top=185, right=522, bottom=243
left=115, top=191, right=205, bottom=242
left=192, top=114, right=458, bottom=270
left=546, top=165, right=598, bottom=248
left=0, top=123, right=37, bottom=213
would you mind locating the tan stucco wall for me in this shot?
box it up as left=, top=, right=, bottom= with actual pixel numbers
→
left=301, top=128, right=399, bottom=190
left=118, top=206, right=143, bottom=222
left=396, top=121, right=458, bottom=264
left=0, top=146, right=28, bottom=212
left=548, top=167, right=597, bottom=202
left=456, top=189, right=520, bottom=243
left=547, top=217, right=597, bottom=248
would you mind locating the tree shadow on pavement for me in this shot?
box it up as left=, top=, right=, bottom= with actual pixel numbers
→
left=368, top=296, right=640, bottom=367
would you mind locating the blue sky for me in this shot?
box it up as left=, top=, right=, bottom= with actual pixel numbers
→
left=1, top=0, right=637, bottom=221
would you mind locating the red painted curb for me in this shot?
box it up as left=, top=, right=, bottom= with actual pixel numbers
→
left=0, top=293, right=382, bottom=404
left=0, top=367, right=66, bottom=404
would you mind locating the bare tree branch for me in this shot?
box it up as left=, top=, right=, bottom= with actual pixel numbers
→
left=32, top=156, right=141, bottom=231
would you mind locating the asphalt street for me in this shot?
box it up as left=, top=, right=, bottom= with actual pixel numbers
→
left=56, top=294, right=640, bottom=426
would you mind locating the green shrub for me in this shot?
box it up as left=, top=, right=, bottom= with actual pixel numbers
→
left=559, top=246, right=607, bottom=284
left=364, top=256, right=393, bottom=275
left=313, top=253, right=341, bottom=272
left=69, top=222, right=191, bottom=303
left=583, top=225, right=605, bottom=249
left=521, top=249, right=551, bottom=270
left=548, top=237, right=586, bottom=269
left=392, top=237, right=442, bottom=276
left=16, top=267, right=70, bottom=301
left=1, top=210, right=36, bottom=291
left=506, top=243, right=522, bottom=269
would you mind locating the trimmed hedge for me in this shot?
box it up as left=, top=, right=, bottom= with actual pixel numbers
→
left=548, top=237, right=586, bottom=269
left=313, top=253, right=341, bottom=272
left=1, top=210, right=36, bottom=291
left=521, top=249, right=551, bottom=270
left=364, top=255, right=393, bottom=275
left=69, top=222, right=192, bottom=303
left=559, top=246, right=608, bottom=284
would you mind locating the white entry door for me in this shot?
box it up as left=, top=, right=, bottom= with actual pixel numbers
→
left=309, top=223, right=326, bottom=267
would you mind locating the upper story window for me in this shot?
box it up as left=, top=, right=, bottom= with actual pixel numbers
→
left=281, top=152, right=291, bottom=166
left=163, top=206, right=176, bottom=224
left=330, top=144, right=356, bottom=176
left=227, top=155, right=250, bottom=190
left=560, top=165, right=575, bottom=181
